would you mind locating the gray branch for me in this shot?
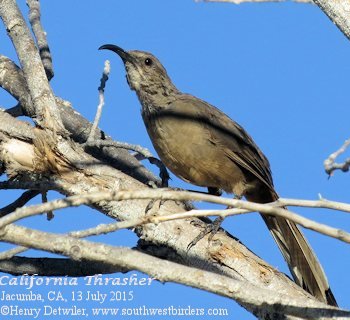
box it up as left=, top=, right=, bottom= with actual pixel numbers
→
left=26, top=0, right=54, bottom=80
left=0, top=0, right=64, bottom=132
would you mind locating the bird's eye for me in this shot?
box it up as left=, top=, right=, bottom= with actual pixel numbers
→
left=144, top=58, right=153, bottom=66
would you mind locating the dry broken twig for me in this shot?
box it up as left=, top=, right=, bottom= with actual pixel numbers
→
left=88, top=60, right=110, bottom=142
left=324, top=138, right=350, bottom=176
left=0, top=246, right=28, bottom=260
left=84, top=139, right=170, bottom=187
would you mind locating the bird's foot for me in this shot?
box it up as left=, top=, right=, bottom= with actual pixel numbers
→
left=187, top=216, right=224, bottom=250
left=144, top=187, right=189, bottom=214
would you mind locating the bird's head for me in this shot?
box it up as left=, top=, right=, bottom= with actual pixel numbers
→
left=99, top=44, right=176, bottom=95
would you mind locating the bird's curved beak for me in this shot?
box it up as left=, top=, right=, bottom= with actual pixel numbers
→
left=98, top=44, right=134, bottom=63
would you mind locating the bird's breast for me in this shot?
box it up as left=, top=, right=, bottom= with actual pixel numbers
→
left=141, top=106, right=246, bottom=193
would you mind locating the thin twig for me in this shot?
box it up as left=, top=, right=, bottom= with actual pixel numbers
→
left=88, top=60, right=110, bottom=142
left=26, top=0, right=54, bottom=80
left=0, top=246, right=28, bottom=260
left=0, top=190, right=40, bottom=217
left=85, top=140, right=153, bottom=158
left=324, top=138, right=350, bottom=176
left=84, top=140, right=170, bottom=187
left=0, top=189, right=349, bottom=243
left=41, top=191, right=54, bottom=220
left=276, top=197, right=350, bottom=212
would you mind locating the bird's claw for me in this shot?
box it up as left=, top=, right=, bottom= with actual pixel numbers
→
left=187, top=216, right=224, bottom=251
left=145, top=199, right=157, bottom=214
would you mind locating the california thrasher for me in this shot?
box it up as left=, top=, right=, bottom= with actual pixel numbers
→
left=99, top=44, right=337, bottom=306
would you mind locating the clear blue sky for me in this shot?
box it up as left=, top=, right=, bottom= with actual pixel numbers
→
left=1, top=1, right=349, bottom=319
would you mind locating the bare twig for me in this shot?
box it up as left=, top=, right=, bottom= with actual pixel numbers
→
left=0, top=246, right=28, bottom=260
left=1, top=224, right=346, bottom=319
left=85, top=140, right=153, bottom=158
left=26, top=0, right=54, bottom=80
left=324, top=138, right=350, bottom=176
left=1, top=189, right=350, bottom=243
left=0, top=217, right=135, bottom=261
left=88, top=60, right=110, bottom=142
left=0, top=0, right=65, bottom=133
left=41, top=191, right=54, bottom=220
left=0, top=190, right=40, bottom=217
left=277, top=197, right=350, bottom=212
left=84, top=139, right=170, bottom=187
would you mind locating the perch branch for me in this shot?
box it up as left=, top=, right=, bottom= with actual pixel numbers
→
left=1, top=189, right=349, bottom=243
left=0, top=224, right=346, bottom=320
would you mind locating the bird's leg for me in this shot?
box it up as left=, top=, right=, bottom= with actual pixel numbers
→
left=187, top=188, right=223, bottom=250
left=187, top=193, right=241, bottom=250
left=187, top=218, right=222, bottom=250
left=207, top=194, right=242, bottom=241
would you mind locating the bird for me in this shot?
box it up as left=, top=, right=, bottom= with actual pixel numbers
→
left=99, top=44, right=337, bottom=306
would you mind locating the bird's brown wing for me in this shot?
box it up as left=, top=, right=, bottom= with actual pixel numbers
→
left=178, top=94, right=274, bottom=190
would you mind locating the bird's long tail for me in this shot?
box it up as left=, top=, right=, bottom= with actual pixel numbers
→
left=246, top=188, right=337, bottom=306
